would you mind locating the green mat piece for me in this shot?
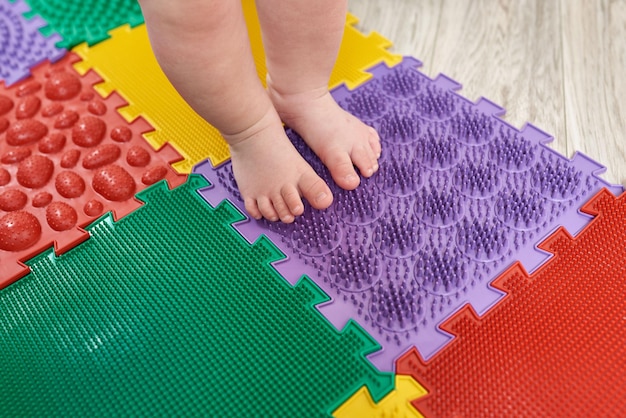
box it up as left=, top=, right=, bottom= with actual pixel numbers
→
left=22, top=0, right=144, bottom=49
left=0, top=175, right=393, bottom=417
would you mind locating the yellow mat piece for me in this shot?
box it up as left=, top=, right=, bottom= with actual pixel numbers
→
left=73, top=5, right=401, bottom=173
left=72, top=24, right=224, bottom=174
left=333, top=375, right=427, bottom=418
left=243, top=2, right=402, bottom=90
left=334, top=13, right=403, bottom=89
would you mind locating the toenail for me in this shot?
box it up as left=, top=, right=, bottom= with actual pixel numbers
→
left=345, top=174, right=358, bottom=183
left=315, top=192, right=328, bottom=203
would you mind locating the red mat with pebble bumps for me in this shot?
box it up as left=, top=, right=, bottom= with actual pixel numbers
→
left=0, top=53, right=186, bottom=288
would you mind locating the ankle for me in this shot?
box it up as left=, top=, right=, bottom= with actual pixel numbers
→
left=221, top=104, right=281, bottom=148
left=266, top=75, right=329, bottom=111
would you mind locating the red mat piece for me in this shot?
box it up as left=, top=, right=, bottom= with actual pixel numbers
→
left=0, top=53, right=186, bottom=289
left=396, top=188, right=626, bottom=417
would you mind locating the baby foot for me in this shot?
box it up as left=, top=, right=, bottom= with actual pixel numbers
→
left=224, top=107, right=333, bottom=223
left=267, top=82, right=381, bottom=191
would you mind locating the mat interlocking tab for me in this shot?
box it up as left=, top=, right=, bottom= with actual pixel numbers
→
left=333, top=375, right=427, bottom=418
left=195, top=57, right=624, bottom=371
left=337, top=13, right=402, bottom=89
left=0, top=175, right=393, bottom=417
left=0, top=0, right=64, bottom=86
left=395, top=188, right=626, bottom=417
left=20, top=0, right=143, bottom=49
left=0, top=52, right=186, bottom=289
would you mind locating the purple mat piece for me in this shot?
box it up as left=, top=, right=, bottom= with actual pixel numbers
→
left=194, top=56, right=624, bottom=372
left=0, top=0, right=65, bottom=86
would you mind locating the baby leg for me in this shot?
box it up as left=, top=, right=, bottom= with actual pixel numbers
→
left=255, top=0, right=382, bottom=191
left=138, top=0, right=332, bottom=222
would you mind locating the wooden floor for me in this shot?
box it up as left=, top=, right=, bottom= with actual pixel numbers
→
left=349, top=0, right=626, bottom=186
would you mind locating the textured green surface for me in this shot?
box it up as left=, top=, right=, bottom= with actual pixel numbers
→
left=0, top=175, right=393, bottom=417
left=23, top=0, right=144, bottom=48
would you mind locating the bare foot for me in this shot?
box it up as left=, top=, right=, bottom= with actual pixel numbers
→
left=267, top=81, right=382, bottom=191
left=224, top=107, right=333, bottom=223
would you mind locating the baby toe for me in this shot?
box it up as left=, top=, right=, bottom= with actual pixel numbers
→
left=299, top=170, right=333, bottom=210
left=271, top=194, right=295, bottom=223
left=368, top=126, right=382, bottom=158
left=325, top=152, right=361, bottom=190
left=351, top=144, right=378, bottom=178
left=244, top=197, right=263, bottom=220
left=257, top=196, right=279, bottom=222
left=281, top=185, right=304, bottom=217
